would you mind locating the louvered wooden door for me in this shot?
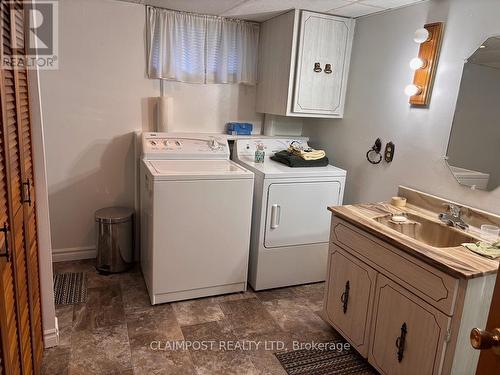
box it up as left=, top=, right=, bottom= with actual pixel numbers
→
left=0, top=1, right=44, bottom=374
left=0, top=5, right=22, bottom=371
left=10, top=3, right=43, bottom=370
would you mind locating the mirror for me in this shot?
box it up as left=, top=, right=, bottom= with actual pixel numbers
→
left=446, top=36, right=500, bottom=191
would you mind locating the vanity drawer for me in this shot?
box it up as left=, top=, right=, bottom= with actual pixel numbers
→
left=330, top=217, right=459, bottom=316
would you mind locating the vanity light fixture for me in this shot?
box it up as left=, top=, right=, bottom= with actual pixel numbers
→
left=413, top=28, right=430, bottom=44
left=404, top=84, right=422, bottom=96
left=409, top=57, right=427, bottom=70
left=406, top=22, right=444, bottom=106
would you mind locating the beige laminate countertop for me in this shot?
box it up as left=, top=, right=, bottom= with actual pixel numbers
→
left=329, top=202, right=499, bottom=279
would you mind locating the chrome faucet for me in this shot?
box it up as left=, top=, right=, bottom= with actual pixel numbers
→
left=439, top=203, right=469, bottom=230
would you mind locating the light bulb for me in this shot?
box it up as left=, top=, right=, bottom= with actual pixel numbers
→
left=409, top=57, right=426, bottom=70
left=414, top=28, right=430, bottom=44
left=404, top=84, right=422, bottom=97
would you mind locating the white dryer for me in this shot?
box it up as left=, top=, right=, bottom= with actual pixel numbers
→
left=140, top=133, right=254, bottom=304
left=233, top=138, right=346, bottom=290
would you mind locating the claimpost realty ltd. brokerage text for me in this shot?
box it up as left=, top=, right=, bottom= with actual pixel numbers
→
left=150, top=340, right=351, bottom=352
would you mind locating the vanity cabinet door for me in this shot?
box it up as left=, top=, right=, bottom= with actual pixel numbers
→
left=369, top=275, right=450, bottom=375
left=324, top=245, right=376, bottom=357
left=292, top=11, right=354, bottom=116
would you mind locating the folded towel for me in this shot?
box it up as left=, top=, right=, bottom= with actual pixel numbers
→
left=271, top=150, right=329, bottom=168
left=462, top=241, right=500, bottom=259
left=288, top=144, right=326, bottom=161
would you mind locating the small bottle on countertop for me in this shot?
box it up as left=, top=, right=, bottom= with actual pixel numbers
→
left=255, top=143, right=265, bottom=163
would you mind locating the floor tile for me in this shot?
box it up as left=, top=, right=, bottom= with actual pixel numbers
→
left=41, top=346, right=71, bottom=375
left=254, top=287, right=297, bottom=302
left=53, top=259, right=96, bottom=274
left=262, top=297, right=339, bottom=342
left=126, top=302, right=196, bottom=373
left=181, top=320, right=259, bottom=375
left=56, top=305, right=74, bottom=328
left=73, top=284, right=126, bottom=331
left=86, top=270, right=122, bottom=288
left=126, top=304, right=184, bottom=343
left=121, top=278, right=152, bottom=313
left=291, top=282, right=326, bottom=311
left=248, top=349, right=288, bottom=375
left=44, top=261, right=347, bottom=375
left=55, top=304, right=75, bottom=348
left=172, top=297, right=226, bottom=326
left=220, top=298, right=284, bottom=341
left=69, top=324, right=132, bottom=374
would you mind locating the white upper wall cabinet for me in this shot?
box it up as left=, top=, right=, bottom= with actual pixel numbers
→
left=256, top=10, right=355, bottom=118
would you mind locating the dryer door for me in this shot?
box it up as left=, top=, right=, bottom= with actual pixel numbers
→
left=264, top=180, right=341, bottom=248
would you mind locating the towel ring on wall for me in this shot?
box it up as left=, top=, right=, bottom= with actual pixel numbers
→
left=366, top=138, right=383, bottom=164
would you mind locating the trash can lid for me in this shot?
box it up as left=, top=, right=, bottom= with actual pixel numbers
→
left=95, top=207, right=134, bottom=224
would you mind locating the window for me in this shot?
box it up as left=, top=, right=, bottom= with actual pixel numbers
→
left=147, top=6, right=259, bottom=85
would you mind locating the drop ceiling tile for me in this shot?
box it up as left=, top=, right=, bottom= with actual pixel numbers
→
left=144, top=0, right=246, bottom=15
left=360, top=0, right=425, bottom=9
left=329, top=2, right=383, bottom=17
left=221, top=0, right=354, bottom=21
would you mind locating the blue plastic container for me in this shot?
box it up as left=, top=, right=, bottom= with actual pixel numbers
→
left=227, top=122, right=253, bottom=135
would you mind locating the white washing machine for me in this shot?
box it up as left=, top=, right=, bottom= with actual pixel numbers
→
left=140, top=133, right=254, bottom=304
left=233, top=138, right=346, bottom=290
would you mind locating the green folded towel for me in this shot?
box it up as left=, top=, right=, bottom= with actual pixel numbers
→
left=462, top=241, right=500, bottom=259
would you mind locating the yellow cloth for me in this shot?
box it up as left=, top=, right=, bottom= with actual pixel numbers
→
left=462, top=241, right=500, bottom=259
left=288, top=145, right=326, bottom=161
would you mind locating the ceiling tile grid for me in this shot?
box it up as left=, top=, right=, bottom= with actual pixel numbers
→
left=116, top=0, right=427, bottom=20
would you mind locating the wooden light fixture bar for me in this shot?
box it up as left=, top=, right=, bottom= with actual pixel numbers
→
left=409, top=22, right=444, bottom=106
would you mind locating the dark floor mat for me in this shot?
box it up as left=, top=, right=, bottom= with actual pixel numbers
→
left=275, top=339, right=377, bottom=375
left=53, top=272, right=87, bottom=305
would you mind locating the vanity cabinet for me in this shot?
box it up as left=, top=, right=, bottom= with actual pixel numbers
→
left=325, top=245, right=376, bottom=357
left=369, top=275, right=450, bottom=375
left=324, top=215, right=497, bottom=375
left=256, top=10, right=354, bottom=118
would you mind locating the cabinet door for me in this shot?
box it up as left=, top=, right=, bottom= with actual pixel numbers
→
left=324, top=245, right=376, bottom=357
left=292, top=11, right=354, bottom=116
left=369, top=275, right=450, bottom=375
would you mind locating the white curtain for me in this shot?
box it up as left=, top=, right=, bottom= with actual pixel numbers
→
left=147, top=7, right=259, bottom=85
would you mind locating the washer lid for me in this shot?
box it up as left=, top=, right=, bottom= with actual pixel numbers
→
left=144, top=160, right=254, bottom=180
left=234, top=156, right=346, bottom=179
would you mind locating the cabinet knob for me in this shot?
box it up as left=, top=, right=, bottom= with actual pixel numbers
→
left=313, top=62, right=322, bottom=73
left=470, top=328, right=500, bottom=355
left=324, top=63, right=333, bottom=74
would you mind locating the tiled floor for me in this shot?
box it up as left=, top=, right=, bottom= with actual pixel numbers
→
left=42, top=260, right=342, bottom=375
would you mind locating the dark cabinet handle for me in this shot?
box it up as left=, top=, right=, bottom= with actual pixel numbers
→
left=313, top=62, right=322, bottom=73
left=340, top=280, right=350, bottom=314
left=324, top=64, right=333, bottom=74
left=23, top=179, right=31, bottom=206
left=395, top=322, right=408, bottom=362
left=0, top=223, right=9, bottom=261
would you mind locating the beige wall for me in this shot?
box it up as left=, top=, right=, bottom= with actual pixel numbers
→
left=303, top=0, right=500, bottom=215
left=40, top=0, right=262, bottom=257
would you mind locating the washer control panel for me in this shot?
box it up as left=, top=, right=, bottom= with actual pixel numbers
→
left=142, top=132, right=229, bottom=160
left=234, top=139, right=309, bottom=159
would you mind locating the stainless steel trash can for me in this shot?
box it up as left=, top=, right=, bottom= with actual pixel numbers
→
left=95, top=207, right=134, bottom=273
